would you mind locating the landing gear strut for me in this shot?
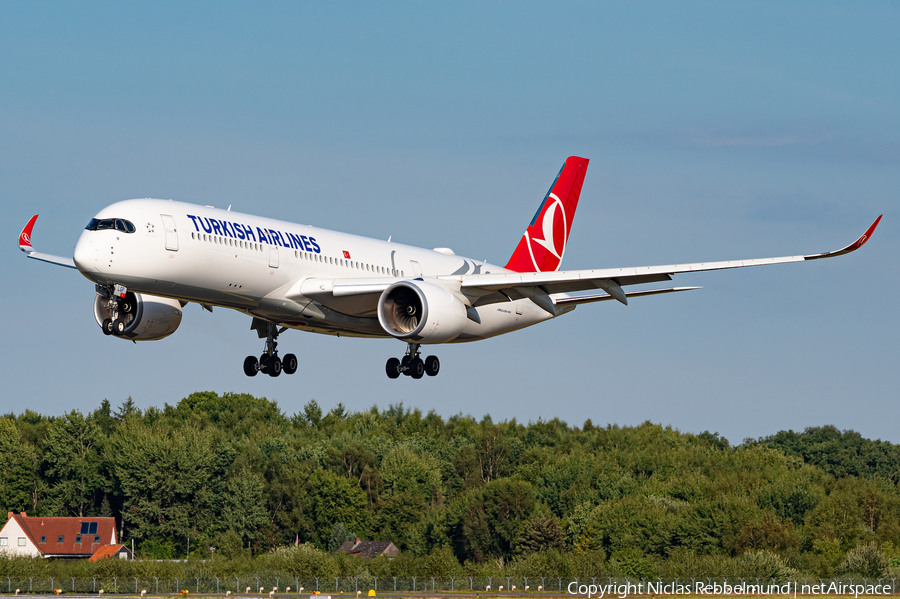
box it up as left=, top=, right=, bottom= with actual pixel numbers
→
left=244, top=321, right=297, bottom=378
left=386, top=343, right=440, bottom=379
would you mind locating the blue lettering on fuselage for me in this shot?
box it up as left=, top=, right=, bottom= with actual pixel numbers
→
left=185, top=213, right=321, bottom=253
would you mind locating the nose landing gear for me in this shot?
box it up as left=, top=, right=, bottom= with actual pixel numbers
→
left=244, top=321, right=297, bottom=378
left=98, top=283, right=132, bottom=337
left=386, top=343, right=440, bottom=379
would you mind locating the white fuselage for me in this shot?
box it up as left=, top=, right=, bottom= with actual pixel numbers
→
left=72, top=199, right=554, bottom=342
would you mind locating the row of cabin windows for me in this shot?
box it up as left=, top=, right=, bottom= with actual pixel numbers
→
left=293, top=251, right=404, bottom=276
left=192, top=231, right=264, bottom=251
left=190, top=231, right=405, bottom=276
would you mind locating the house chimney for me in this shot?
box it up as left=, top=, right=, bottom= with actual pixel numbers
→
left=7, top=512, right=12, bottom=520
left=21, top=512, right=26, bottom=517
left=355, top=537, right=360, bottom=544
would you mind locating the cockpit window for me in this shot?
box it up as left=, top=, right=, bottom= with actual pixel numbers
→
left=86, top=218, right=135, bottom=233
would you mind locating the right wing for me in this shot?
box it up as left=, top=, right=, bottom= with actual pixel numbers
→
left=18, top=215, right=77, bottom=269
left=453, top=215, right=882, bottom=310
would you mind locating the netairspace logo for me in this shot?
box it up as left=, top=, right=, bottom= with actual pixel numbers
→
left=567, top=581, right=895, bottom=598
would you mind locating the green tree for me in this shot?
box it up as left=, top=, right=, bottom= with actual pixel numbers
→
left=307, top=469, right=368, bottom=548
left=41, top=410, right=106, bottom=517
left=109, top=417, right=216, bottom=545
left=0, top=418, right=36, bottom=514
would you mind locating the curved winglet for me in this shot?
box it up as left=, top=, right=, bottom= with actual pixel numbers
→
left=805, top=215, right=882, bottom=261
left=18, top=214, right=77, bottom=269
left=19, top=214, right=39, bottom=252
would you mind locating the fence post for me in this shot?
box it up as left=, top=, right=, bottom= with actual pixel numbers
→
left=276, top=577, right=280, bottom=592
left=470, top=577, right=473, bottom=590
left=412, top=577, right=416, bottom=592
left=374, top=578, right=377, bottom=592
left=176, top=577, right=180, bottom=592
left=355, top=578, right=358, bottom=593
left=236, top=577, right=240, bottom=592
left=113, top=577, right=118, bottom=594
left=432, top=577, right=435, bottom=591
left=73, top=577, right=76, bottom=592
left=29, top=577, right=33, bottom=593
left=393, top=578, right=397, bottom=592
left=196, top=577, right=200, bottom=593
left=216, top=577, right=220, bottom=593
left=315, top=578, right=319, bottom=593
left=50, top=577, right=54, bottom=593
left=451, top=577, right=455, bottom=591
left=155, top=577, right=160, bottom=594
left=135, top=577, right=139, bottom=593
left=335, top=577, right=339, bottom=593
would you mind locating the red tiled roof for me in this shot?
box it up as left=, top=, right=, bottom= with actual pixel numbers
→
left=11, top=513, right=117, bottom=557
left=89, top=544, right=126, bottom=562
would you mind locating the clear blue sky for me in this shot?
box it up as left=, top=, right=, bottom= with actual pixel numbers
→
left=2, top=1, right=897, bottom=444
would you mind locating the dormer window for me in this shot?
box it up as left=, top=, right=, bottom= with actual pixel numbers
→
left=75, top=535, right=82, bottom=543
left=57, top=535, right=64, bottom=543
left=40, top=536, right=46, bottom=543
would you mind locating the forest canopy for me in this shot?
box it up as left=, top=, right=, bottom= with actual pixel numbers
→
left=1, top=392, right=898, bottom=579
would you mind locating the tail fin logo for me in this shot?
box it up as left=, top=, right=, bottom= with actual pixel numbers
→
left=526, top=193, right=567, bottom=271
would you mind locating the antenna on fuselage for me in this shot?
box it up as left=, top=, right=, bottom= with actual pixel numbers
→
left=388, top=236, right=392, bottom=242
left=227, top=205, right=232, bottom=211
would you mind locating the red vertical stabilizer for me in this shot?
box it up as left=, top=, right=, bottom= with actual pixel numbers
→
left=505, top=156, right=589, bottom=273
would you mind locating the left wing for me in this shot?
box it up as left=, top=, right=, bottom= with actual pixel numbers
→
left=18, top=215, right=77, bottom=269
left=454, top=215, right=882, bottom=309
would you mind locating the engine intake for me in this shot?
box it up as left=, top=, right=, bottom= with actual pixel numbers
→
left=93, top=291, right=183, bottom=341
left=377, top=281, right=468, bottom=343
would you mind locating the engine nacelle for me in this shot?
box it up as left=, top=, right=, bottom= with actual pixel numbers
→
left=93, top=291, right=183, bottom=341
left=377, top=281, right=468, bottom=343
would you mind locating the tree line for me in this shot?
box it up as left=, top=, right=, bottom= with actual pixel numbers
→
left=1, top=393, right=899, bottom=579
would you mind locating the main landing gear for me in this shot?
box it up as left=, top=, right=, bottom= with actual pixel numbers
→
left=385, top=343, right=440, bottom=379
left=243, top=322, right=298, bottom=378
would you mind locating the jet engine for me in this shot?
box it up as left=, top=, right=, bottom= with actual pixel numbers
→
left=93, top=291, right=183, bottom=340
left=377, top=281, right=468, bottom=343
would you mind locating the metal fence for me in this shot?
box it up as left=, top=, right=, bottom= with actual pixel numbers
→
left=1, top=576, right=897, bottom=595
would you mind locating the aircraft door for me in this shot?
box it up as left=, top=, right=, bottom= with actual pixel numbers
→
left=410, top=260, right=423, bottom=276
left=161, top=215, right=178, bottom=251
left=268, top=246, right=279, bottom=268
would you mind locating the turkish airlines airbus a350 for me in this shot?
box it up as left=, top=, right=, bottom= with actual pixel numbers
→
left=19, top=157, right=881, bottom=379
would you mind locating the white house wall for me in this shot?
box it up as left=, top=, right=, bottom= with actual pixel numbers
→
left=0, top=518, right=41, bottom=557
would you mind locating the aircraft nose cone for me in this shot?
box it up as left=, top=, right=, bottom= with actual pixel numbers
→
left=73, top=234, right=95, bottom=271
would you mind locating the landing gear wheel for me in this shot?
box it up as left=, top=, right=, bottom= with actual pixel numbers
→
left=101, top=318, right=113, bottom=335
left=385, top=357, right=401, bottom=379
left=400, top=355, right=411, bottom=369
left=409, top=357, right=425, bottom=379
left=268, top=357, right=282, bottom=377
left=243, top=356, right=259, bottom=377
left=258, top=353, right=269, bottom=374
left=424, top=355, right=440, bottom=377
left=113, top=318, right=127, bottom=335
left=282, top=353, right=298, bottom=375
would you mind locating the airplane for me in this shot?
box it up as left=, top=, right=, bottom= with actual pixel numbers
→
left=18, top=156, right=882, bottom=380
